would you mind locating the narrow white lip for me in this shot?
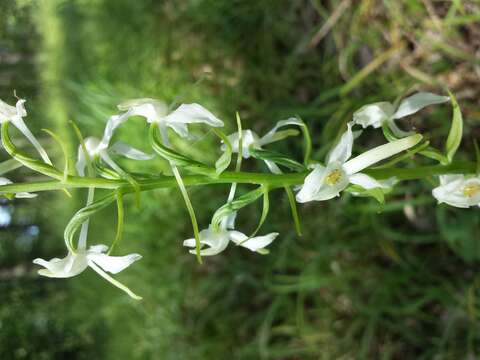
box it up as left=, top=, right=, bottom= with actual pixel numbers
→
left=343, top=134, right=422, bottom=175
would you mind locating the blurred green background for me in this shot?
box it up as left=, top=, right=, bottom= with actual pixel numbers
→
left=1, top=0, right=480, bottom=358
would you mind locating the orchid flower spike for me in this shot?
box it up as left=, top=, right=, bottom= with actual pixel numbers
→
left=0, top=98, right=52, bottom=164
left=76, top=135, right=152, bottom=177
left=432, top=174, right=480, bottom=208
left=0, top=177, right=37, bottom=198
left=117, top=98, right=224, bottom=143
left=352, top=92, right=450, bottom=137
left=223, top=117, right=304, bottom=173
left=33, top=244, right=142, bottom=299
left=183, top=213, right=279, bottom=256
left=296, top=123, right=422, bottom=202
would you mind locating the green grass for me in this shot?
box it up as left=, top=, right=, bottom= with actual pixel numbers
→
left=1, top=0, right=479, bottom=359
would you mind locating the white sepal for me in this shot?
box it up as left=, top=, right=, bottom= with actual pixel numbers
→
left=393, top=92, right=450, bottom=119
left=183, top=227, right=230, bottom=256
left=326, top=123, right=354, bottom=164
left=352, top=102, right=395, bottom=129
left=228, top=230, right=279, bottom=252
left=162, top=103, right=224, bottom=127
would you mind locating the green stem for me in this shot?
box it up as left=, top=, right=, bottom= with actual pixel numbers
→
left=0, top=162, right=475, bottom=195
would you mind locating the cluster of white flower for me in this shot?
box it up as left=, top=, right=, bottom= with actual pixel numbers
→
left=0, top=90, right=476, bottom=299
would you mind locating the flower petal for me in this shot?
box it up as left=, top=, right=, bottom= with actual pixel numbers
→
left=352, top=102, right=395, bottom=129
left=393, top=92, right=450, bottom=119
left=295, top=164, right=326, bottom=203
left=33, top=251, right=88, bottom=278
left=10, top=116, right=52, bottom=165
left=343, top=134, right=422, bottom=175
left=296, top=162, right=349, bottom=202
left=326, top=123, right=354, bottom=164
left=349, top=173, right=384, bottom=190
left=88, top=244, right=109, bottom=253
left=109, top=141, right=154, bottom=160
left=183, top=227, right=230, bottom=256
left=439, top=174, right=464, bottom=186
left=98, top=112, right=131, bottom=150
left=228, top=230, right=279, bottom=252
left=0, top=99, right=18, bottom=120
left=87, top=252, right=142, bottom=274
left=163, top=103, right=224, bottom=127
left=223, top=130, right=261, bottom=158
left=117, top=98, right=168, bottom=123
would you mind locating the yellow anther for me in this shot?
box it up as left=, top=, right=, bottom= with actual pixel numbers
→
left=463, top=183, right=480, bottom=198
left=325, top=169, right=342, bottom=186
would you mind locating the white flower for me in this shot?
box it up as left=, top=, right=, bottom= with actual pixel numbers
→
left=76, top=135, right=152, bottom=177
left=33, top=244, right=142, bottom=299
left=118, top=99, right=223, bottom=139
left=0, top=98, right=52, bottom=164
left=0, top=177, right=36, bottom=198
left=352, top=92, right=449, bottom=137
left=224, top=118, right=303, bottom=158
left=432, top=174, right=480, bottom=208
left=223, top=117, right=304, bottom=173
left=296, top=123, right=422, bottom=202
left=183, top=211, right=278, bottom=256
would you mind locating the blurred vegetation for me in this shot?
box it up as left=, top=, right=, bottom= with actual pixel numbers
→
left=1, top=0, right=480, bottom=359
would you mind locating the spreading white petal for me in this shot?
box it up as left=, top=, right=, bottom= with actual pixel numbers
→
left=352, top=102, right=395, bottom=129
left=326, top=123, right=353, bottom=164
left=163, top=103, right=224, bottom=127
left=98, top=111, right=132, bottom=150
left=109, top=141, right=154, bottom=160
left=33, top=251, right=88, bottom=278
left=393, top=92, right=450, bottom=119
left=183, top=227, right=230, bottom=256
left=228, top=230, right=279, bottom=252
left=87, top=252, right=142, bottom=274
left=0, top=99, right=18, bottom=121
left=349, top=173, right=384, bottom=190
left=0, top=99, right=52, bottom=164
left=439, top=174, right=464, bottom=186
left=10, top=116, right=52, bottom=165
left=117, top=98, right=168, bottom=123
left=296, top=163, right=349, bottom=202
